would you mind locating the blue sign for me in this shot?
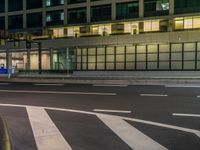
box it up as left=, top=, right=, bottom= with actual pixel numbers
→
left=0, top=67, right=8, bottom=74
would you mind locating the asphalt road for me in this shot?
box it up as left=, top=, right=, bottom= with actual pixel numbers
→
left=0, top=82, right=199, bottom=150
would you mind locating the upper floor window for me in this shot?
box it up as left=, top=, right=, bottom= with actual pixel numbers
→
left=27, top=0, right=42, bottom=10
left=175, top=0, right=200, bottom=14
left=91, top=5, right=112, bottom=22
left=0, top=0, right=5, bottom=13
left=144, top=0, right=169, bottom=17
left=46, top=0, right=64, bottom=7
left=8, top=0, right=23, bottom=12
left=67, top=0, right=86, bottom=5
left=46, top=10, right=64, bottom=26
left=116, top=2, right=139, bottom=20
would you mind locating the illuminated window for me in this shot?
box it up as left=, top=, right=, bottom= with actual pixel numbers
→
left=193, top=17, right=200, bottom=28
left=175, top=18, right=183, bottom=30
left=53, top=28, right=64, bottom=37
left=184, top=18, right=193, bottom=29
left=144, top=20, right=159, bottom=32
left=99, top=24, right=111, bottom=35
left=67, top=28, right=74, bottom=37
left=144, top=21, right=152, bottom=32
left=152, top=20, right=159, bottom=31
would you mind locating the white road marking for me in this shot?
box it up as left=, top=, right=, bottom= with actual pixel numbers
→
left=26, top=106, right=72, bottom=150
left=0, top=90, right=117, bottom=96
left=140, top=94, right=168, bottom=97
left=0, top=83, right=11, bottom=85
left=34, top=84, right=64, bottom=86
left=173, top=113, right=200, bottom=117
left=97, top=114, right=168, bottom=150
left=93, top=84, right=128, bottom=87
left=165, top=85, right=200, bottom=88
left=93, top=109, right=131, bottom=113
left=0, top=103, right=200, bottom=138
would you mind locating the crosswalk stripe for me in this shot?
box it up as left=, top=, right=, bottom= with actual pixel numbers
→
left=26, top=106, right=72, bottom=150
left=97, top=114, right=168, bottom=150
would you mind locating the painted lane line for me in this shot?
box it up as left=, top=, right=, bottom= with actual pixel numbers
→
left=98, top=114, right=167, bottom=150
left=93, top=109, right=131, bottom=113
left=0, top=90, right=117, bottom=96
left=173, top=113, right=200, bottom=117
left=0, top=103, right=200, bottom=138
left=34, top=84, right=64, bottom=86
left=93, top=84, right=128, bottom=87
left=26, top=106, right=72, bottom=150
left=0, top=83, right=11, bottom=85
left=165, top=85, right=200, bottom=88
left=140, top=94, right=168, bottom=97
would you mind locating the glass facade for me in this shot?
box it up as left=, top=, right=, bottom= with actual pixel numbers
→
left=76, top=42, right=200, bottom=71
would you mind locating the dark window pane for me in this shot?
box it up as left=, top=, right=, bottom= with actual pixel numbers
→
left=175, top=0, right=200, bottom=14
left=116, top=2, right=139, bottom=20
left=27, top=12, right=43, bottom=28
left=67, top=0, right=86, bottom=4
left=46, top=10, right=64, bottom=26
left=0, top=17, right=5, bottom=29
left=144, top=0, right=169, bottom=17
left=46, top=0, right=64, bottom=7
left=68, top=7, right=86, bottom=24
left=8, top=0, right=23, bottom=12
left=8, top=15, right=23, bottom=29
left=27, top=0, right=42, bottom=9
left=0, top=0, right=5, bottom=13
left=91, top=5, right=112, bottom=22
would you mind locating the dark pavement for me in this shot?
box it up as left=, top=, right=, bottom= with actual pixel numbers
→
left=0, top=82, right=199, bottom=150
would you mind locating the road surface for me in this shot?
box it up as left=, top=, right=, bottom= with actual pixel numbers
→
left=0, top=82, right=199, bottom=150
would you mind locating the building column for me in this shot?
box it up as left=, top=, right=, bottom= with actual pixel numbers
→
left=6, top=50, right=12, bottom=69
left=23, top=0, right=27, bottom=29
left=169, top=0, right=174, bottom=15
left=50, top=48, right=54, bottom=70
left=139, top=0, right=144, bottom=18
left=42, top=0, right=46, bottom=27
left=112, top=1, right=116, bottom=20
left=86, top=0, right=90, bottom=23
left=26, top=48, right=31, bottom=70
left=5, top=0, right=8, bottom=30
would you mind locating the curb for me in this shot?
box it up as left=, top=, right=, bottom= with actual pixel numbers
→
left=0, top=115, right=13, bottom=150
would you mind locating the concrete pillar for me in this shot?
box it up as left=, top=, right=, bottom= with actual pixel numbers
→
left=5, top=0, right=8, bottom=30
left=139, top=0, right=144, bottom=18
left=169, top=0, right=174, bottom=15
left=6, top=50, right=12, bottom=69
left=42, top=0, right=46, bottom=27
left=50, top=48, right=54, bottom=70
left=112, top=1, right=116, bottom=20
left=26, top=48, right=31, bottom=70
left=23, top=0, right=27, bottom=29
left=86, top=0, right=91, bottom=23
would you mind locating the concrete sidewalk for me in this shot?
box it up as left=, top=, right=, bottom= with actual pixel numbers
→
left=1, top=71, right=200, bottom=85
